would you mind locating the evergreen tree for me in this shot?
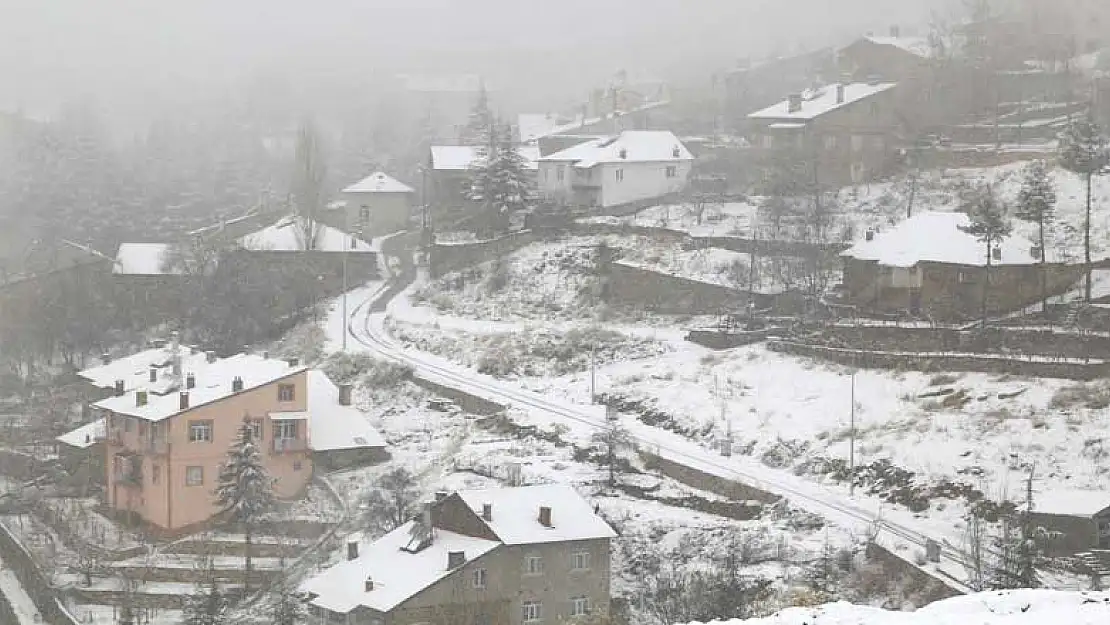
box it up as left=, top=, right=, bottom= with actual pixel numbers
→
left=960, top=185, right=1013, bottom=327
left=1014, top=160, right=1057, bottom=311
left=272, top=584, right=308, bottom=625
left=459, top=81, right=494, bottom=146
left=214, top=419, right=276, bottom=595
left=1058, top=115, right=1109, bottom=302
left=180, top=573, right=227, bottom=625
left=469, top=123, right=531, bottom=234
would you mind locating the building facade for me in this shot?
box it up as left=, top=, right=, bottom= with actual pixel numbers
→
left=330, top=172, right=416, bottom=238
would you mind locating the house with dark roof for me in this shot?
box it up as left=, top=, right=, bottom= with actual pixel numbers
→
left=301, top=484, right=616, bottom=625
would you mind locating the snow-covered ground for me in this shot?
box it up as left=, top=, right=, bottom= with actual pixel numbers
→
left=680, top=589, right=1110, bottom=625
left=0, top=556, right=41, bottom=624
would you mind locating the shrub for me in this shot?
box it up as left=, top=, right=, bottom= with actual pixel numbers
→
left=322, top=352, right=413, bottom=388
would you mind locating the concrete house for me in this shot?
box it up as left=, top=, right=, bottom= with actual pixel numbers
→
left=301, top=484, right=616, bottom=625
left=747, top=81, right=900, bottom=186
left=537, top=130, right=693, bottom=209
left=87, top=350, right=385, bottom=533
left=1027, top=490, right=1110, bottom=556
left=427, top=145, right=541, bottom=220
left=328, top=172, right=416, bottom=238
left=840, top=211, right=1081, bottom=320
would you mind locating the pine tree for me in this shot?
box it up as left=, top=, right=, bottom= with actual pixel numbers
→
left=469, top=123, right=531, bottom=235
left=960, top=185, right=1013, bottom=327
left=180, top=573, right=227, bottom=625
left=1014, top=160, right=1057, bottom=311
left=460, top=81, right=494, bottom=146
left=1058, top=115, right=1109, bottom=302
left=214, top=419, right=275, bottom=595
left=272, top=584, right=307, bottom=625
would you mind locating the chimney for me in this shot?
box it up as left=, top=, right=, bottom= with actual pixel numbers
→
left=339, top=384, right=353, bottom=406
left=434, top=491, right=448, bottom=502
left=179, top=392, right=189, bottom=410
left=101, top=353, right=112, bottom=365
left=186, top=373, right=195, bottom=390
left=538, top=506, right=552, bottom=527
left=672, top=146, right=681, bottom=158
left=619, top=148, right=628, bottom=159
left=992, top=247, right=1002, bottom=261
left=172, top=359, right=182, bottom=377
left=482, top=503, right=492, bottom=521
left=232, top=376, right=244, bottom=393
left=136, top=391, right=148, bottom=407
left=447, top=551, right=466, bottom=569
left=866, top=74, right=881, bottom=86
left=1031, top=245, right=1043, bottom=260
left=364, top=576, right=375, bottom=592
left=347, top=534, right=361, bottom=561
left=286, top=357, right=300, bottom=368
left=890, top=25, right=900, bottom=38
left=787, top=93, right=802, bottom=113
left=206, top=351, right=217, bottom=364
left=422, top=503, right=433, bottom=530
left=114, top=380, right=125, bottom=397
left=262, top=351, right=270, bottom=360
left=149, top=367, right=157, bottom=383
left=836, top=83, right=846, bottom=104
left=865, top=229, right=875, bottom=241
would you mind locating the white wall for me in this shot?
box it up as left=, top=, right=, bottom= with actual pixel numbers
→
left=599, top=160, right=691, bottom=208
left=538, top=161, right=575, bottom=200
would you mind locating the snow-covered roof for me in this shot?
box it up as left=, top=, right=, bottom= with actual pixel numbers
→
left=430, top=145, right=541, bottom=171
left=538, top=131, right=693, bottom=169
left=863, top=35, right=935, bottom=59
left=56, top=418, right=105, bottom=449
left=518, top=101, right=671, bottom=144
left=300, top=521, right=500, bottom=614
left=94, top=354, right=305, bottom=422
left=238, top=216, right=376, bottom=253
left=1032, top=489, right=1110, bottom=518
left=674, top=589, right=1110, bottom=625
left=306, top=370, right=385, bottom=451
left=113, top=243, right=178, bottom=276
left=453, top=483, right=616, bottom=545
left=747, top=82, right=897, bottom=121
left=342, top=172, right=414, bottom=195
left=78, top=346, right=213, bottom=391
left=842, top=211, right=1045, bottom=268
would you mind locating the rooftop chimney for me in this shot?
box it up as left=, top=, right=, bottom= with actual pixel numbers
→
left=172, top=359, right=181, bottom=377
left=1031, top=245, right=1043, bottom=260
left=865, top=229, right=875, bottom=241
left=347, top=534, right=361, bottom=561
left=538, top=506, right=552, bottom=527
left=866, top=74, right=881, bottom=86
left=101, top=353, right=112, bottom=365
left=787, top=93, right=803, bottom=113
left=482, top=503, right=492, bottom=521
left=286, top=357, right=299, bottom=367
left=447, top=551, right=466, bottom=569
left=179, top=392, right=189, bottom=410
left=364, top=576, right=375, bottom=592
left=186, top=373, right=195, bottom=390
left=262, top=351, right=270, bottom=360
left=434, top=491, right=448, bottom=502
left=836, top=84, right=846, bottom=104
left=339, top=384, right=353, bottom=406
left=149, top=367, right=157, bottom=383
left=618, top=148, right=628, bottom=159
left=114, top=380, right=125, bottom=397
left=206, top=351, right=217, bottom=364
left=422, top=503, right=433, bottom=531
left=136, top=391, right=148, bottom=407
left=232, top=376, right=244, bottom=393
left=890, top=25, right=900, bottom=38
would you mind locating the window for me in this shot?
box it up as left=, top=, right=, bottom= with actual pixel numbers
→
left=152, top=465, right=161, bottom=484
left=615, top=169, right=624, bottom=183
left=570, top=596, right=591, bottom=617
left=557, top=167, right=565, bottom=182
left=524, top=555, right=544, bottom=576
left=278, top=383, right=296, bottom=402
left=274, top=419, right=299, bottom=440
left=359, top=205, right=370, bottom=223
left=293, top=460, right=303, bottom=472
left=761, top=134, right=774, bottom=149
left=572, top=551, right=591, bottom=571
left=185, top=466, right=203, bottom=486
left=543, top=169, right=549, bottom=182
left=869, top=101, right=881, bottom=115
left=188, top=420, right=212, bottom=443
left=665, top=166, right=677, bottom=178
left=473, top=568, right=487, bottom=589
left=521, top=601, right=542, bottom=623
left=824, top=135, right=837, bottom=150
left=124, top=417, right=134, bottom=433
left=248, top=419, right=263, bottom=441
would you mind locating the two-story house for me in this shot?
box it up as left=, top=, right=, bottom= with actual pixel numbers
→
left=325, top=172, right=416, bottom=238
left=301, top=484, right=616, bottom=625
left=536, top=130, right=693, bottom=209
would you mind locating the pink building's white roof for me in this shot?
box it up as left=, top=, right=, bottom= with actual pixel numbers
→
left=78, top=346, right=212, bottom=391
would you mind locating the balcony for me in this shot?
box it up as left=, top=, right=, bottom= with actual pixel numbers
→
left=273, top=438, right=308, bottom=454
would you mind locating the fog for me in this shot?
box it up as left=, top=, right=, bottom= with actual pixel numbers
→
left=2, top=0, right=953, bottom=128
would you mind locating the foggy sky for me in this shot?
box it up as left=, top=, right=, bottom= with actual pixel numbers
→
left=1, top=0, right=955, bottom=125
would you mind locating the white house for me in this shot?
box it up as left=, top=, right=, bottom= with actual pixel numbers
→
left=537, top=130, right=693, bottom=209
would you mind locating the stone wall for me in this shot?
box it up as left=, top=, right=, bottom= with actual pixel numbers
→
left=0, top=521, right=80, bottom=625
left=607, top=262, right=770, bottom=315
left=864, top=541, right=965, bottom=605
left=411, top=377, right=506, bottom=415
left=768, top=340, right=1110, bottom=380
left=428, top=231, right=539, bottom=278
left=639, top=451, right=782, bottom=504
left=685, top=327, right=778, bottom=349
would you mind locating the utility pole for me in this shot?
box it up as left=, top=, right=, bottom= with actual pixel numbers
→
left=589, top=344, right=597, bottom=403
left=849, top=370, right=856, bottom=496
left=342, top=211, right=350, bottom=352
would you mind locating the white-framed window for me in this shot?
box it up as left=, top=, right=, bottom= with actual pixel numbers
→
left=278, top=383, right=296, bottom=402
left=248, top=419, right=263, bottom=441
left=473, top=567, right=487, bottom=589
left=615, top=169, right=624, bottom=183
left=824, top=135, right=837, bottom=150
left=572, top=551, right=591, bottom=571
left=185, top=466, right=203, bottom=486
left=570, top=596, right=591, bottom=617
left=188, top=420, right=212, bottom=443
left=524, top=554, right=544, bottom=576
left=665, top=166, right=677, bottom=178
left=274, top=419, right=299, bottom=440
left=521, top=601, right=542, bottom=623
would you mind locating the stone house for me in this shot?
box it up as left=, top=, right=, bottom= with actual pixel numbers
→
left=746, top=81, right=901, bottom=186
left=326, top=172, right=416, bottom=238
left=719, top=49, right=836, bottom=133
left=428, top=145, right=541, bottom=224
left=840, top=211, right=1082, bottom=320
left=301, top=484, right=616, bottom=625
left=1027, top=490, right=1110, bottom=556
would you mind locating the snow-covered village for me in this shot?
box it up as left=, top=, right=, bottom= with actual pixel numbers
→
left=5, top=1, right=1110, bottom=624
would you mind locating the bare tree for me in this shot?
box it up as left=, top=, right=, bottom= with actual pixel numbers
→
left=591, top=411, right=633, bottom=487
left=362, top=467, right=420, bottom=534
left=291, top=119, right=328, bottom=251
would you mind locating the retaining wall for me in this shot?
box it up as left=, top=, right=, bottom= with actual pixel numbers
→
left=0, top=521, right=79, bottom=625
left=428, top=230, right=539, bottom=278
left=864, top=541, right=965, bottom=604
left=685, top=328, right=778, bottom=349
left=805, top=324, right=1110, bottom=361
left=639, top=451, right=782, bottom=504
left=607, top=262, right=770, bottom=315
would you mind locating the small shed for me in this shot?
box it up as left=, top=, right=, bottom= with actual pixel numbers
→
left=1028, top=489, right=1110, bottom=556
